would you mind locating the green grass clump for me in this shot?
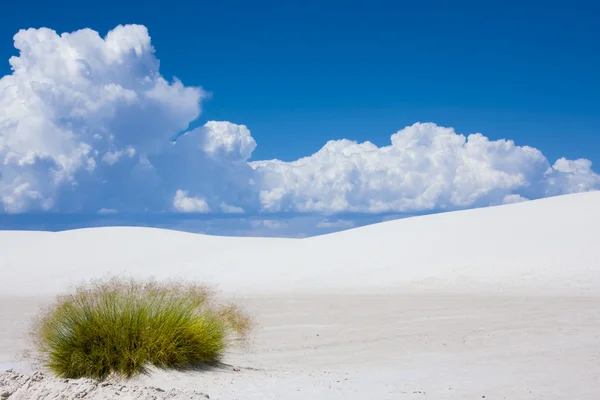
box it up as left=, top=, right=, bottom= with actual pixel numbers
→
left=29, top=277, right=252, bottom=380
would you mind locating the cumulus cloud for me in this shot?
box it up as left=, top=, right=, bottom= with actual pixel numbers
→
left=201, top=121, right=256, bottom=162
left=0, top=24, right=204, bottom=212
left=502, top=194, right=529, bottom=205
left=1, top=24, right=599, bottom=216
left=155, top=121, right=259, bottom=213
left=545, top=158, right=600, bottom=195
left=251, top=219, right=288, bottom=229
left=252, top=123, right=600, bottom=212
left=172, top=190, right=210, bottom=213
left=316, top=219, right=355, bottom=229
left=101, top=146, right=136, bottom=165
left=220, top=202, right=245, bottom=213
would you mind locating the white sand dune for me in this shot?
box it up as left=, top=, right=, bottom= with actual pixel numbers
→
left=1, top=191, right=600, bottom=399
left=1, top=191, right=599, bottom=296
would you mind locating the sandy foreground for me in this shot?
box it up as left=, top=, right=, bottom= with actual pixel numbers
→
left=2, top=293, right=600, bottom=399
left=1, top=192, right=600, bottom=398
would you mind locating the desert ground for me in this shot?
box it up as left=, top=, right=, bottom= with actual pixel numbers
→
left=1, top=191, right=600, bottom=399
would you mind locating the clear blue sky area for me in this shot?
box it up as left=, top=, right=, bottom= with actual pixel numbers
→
left=2, top=0, right=599, bottom=165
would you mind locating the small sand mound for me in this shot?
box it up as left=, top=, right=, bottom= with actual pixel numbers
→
left=0, top=369, right=210, bottom=400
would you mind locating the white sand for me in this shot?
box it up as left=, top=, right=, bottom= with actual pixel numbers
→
left=1, top=192, right=600, bottom=399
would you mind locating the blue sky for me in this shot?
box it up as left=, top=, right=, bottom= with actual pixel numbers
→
left=2, top=0, right=598, bottom=163
left=0, top=0, right=598, bottom=236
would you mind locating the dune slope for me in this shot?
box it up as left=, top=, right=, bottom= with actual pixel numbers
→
left=1, top=191, right=598, bottom=296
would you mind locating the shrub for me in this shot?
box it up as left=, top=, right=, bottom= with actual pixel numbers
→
left=29, top=277, right=252, bottom=380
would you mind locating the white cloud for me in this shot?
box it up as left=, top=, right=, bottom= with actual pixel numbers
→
left=1, top=182, right=51, bottom=213
left=316, top=219, right=355, bottom=229
left=98, top=208, right=118, bottom=214
left=220, top=202, right=245, bottom=213
left=0, top=24, right=204, bottom=212
left=201, top=121, right=256, bottom=162
left=502, top=194, right=529, bottom=205
left=252, top=123, right=599, bottom=212
left=251, top=219, right=288, bottom=229
left=101, top=146, right=136, bottom=165
left=155, top=120, right=260, bottom=213
left=172, top=190, right=210, bottom=213
left=544, top=158, right=600, bottom=195
left=1, top=24, right=598, bottom=216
